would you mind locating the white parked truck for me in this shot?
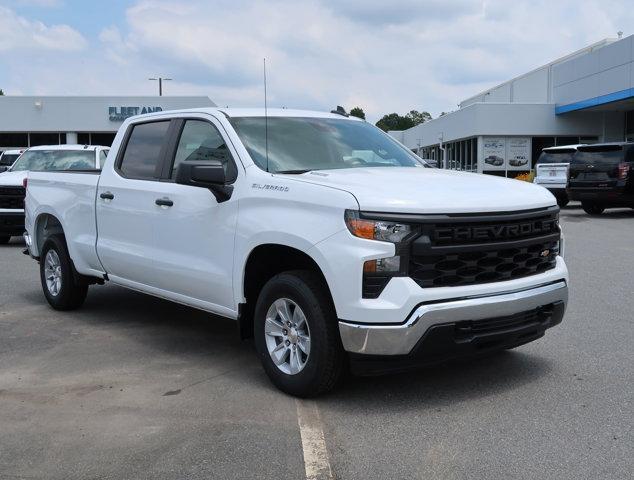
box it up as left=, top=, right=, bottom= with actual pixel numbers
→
left=534, top=145, right=584, bottom=207
left=0, top=144, right=108, bottom=244
left=24, top=108, right=569, bottom=396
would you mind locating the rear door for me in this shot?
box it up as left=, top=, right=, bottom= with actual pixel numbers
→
left=96, top=119, right=174, bottom=287
left=569, top=145, right=625, bottom=188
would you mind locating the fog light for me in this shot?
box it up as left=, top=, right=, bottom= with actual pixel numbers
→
left=364, top=256, right=401, bottom=273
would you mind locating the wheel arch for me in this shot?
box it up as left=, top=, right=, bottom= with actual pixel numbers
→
left=33, top=212, right=65, bottom=258
left=238, top=243, right=334, bottom=339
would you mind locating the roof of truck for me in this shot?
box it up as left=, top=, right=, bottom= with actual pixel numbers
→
left=128, top=107, right=365, bottom=121
left=542, top=144, right=585, bottom=152
left=26, top=144, right=109, bottom=151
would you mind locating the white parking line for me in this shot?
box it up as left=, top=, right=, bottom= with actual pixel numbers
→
left=295, top=399, right=333, bottom=480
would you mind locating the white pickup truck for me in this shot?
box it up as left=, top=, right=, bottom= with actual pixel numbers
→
left=0, top=144, right=108, bottom=244
left=24, top=108, right=569, bottom=396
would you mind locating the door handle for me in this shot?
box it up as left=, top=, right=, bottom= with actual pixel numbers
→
left=100, top=191, right=114, bottom=200
left=155, top=197, right=174, bottom=207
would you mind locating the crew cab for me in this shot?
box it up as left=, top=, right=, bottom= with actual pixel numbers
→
left=534, top=145, right=583, bottom=207
left=0, top=149, right=24, bottom=172
left=24, top=108, right=569, bottom=396
left=0, top=145, right=108, bottom=244
left=567, top=142, right=634, bottom=214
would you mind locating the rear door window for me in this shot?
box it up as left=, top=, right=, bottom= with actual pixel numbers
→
left=119, top=121, right=171, bottom=179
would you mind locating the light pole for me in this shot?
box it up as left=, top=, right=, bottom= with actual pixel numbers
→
left=148, top=77, right=172, bottom=96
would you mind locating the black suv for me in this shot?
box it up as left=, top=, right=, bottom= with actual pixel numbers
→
left=567, top=142, right=634, bottom=215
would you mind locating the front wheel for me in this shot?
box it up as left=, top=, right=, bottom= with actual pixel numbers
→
left=582, top=202, right=605, bottom=215
left=254, top=270, right=344, bottom=397
left=39, top=235, right=88, bottom=310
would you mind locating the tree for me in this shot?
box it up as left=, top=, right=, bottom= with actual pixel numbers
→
left=406, top=110, right=431, bottom=125
left=0, top=89, right=4, bottom=96
left=349, top=106, right=365, bottom=120
left=375, top=109, right=432, bottom=131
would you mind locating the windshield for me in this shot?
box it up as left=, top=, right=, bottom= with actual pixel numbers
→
left=0, top=154, right=20, bottom=166
left=11, top=150, right=96, bottom=172
left=229, top=117, right=424, bottom=173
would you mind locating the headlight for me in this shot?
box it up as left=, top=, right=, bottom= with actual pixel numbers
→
left=345, top=210, right=413, bottom=297
left=344, top=210, right=411, bottom=243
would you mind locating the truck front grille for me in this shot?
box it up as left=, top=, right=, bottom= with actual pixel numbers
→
left=406, top=206, right=560, bottom=289
left=0, top=186, right=25, bottom=209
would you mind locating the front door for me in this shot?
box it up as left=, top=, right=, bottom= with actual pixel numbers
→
left=149, top=116, right=241, bottom=316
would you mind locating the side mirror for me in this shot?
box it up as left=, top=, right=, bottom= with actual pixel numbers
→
left=0, top=166, right=8, bottom=173
left=175, top=160, right=233, bottom=202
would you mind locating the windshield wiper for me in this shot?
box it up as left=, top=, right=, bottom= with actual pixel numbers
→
left=275, top=169, right=312, bottom=174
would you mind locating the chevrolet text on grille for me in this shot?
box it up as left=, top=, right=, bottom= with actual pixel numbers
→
left=434, top=219, right=557, bottom=242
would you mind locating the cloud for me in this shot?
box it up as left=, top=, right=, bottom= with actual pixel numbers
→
left=2, top=0, right=634, bottom=121
left=0, top=6, right=86, bottom=52
left=322, top=0, right=480, bottom=26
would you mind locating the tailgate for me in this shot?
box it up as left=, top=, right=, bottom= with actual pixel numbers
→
left=569, top=144, right=625, bottom=188
left=536, top=163, right=568, bottom=184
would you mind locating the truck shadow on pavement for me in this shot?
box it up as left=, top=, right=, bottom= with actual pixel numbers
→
left=328, top=351, right=552, bottom=411
left=21, top=282, right=554, bottom=407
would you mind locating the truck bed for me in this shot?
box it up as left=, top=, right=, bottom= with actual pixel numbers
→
left=26, top=171, right=104, bottom=278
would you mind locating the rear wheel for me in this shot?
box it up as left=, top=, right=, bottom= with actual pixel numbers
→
left=39, top=235, right=88, bottom=310
left=254, top=270, right=344, bottom=397
left=0, top=235, right=10, bottom=244
left=582, top=202, right=605, bottom=215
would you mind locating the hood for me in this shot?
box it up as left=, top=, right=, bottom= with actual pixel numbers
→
left=0, top=170, right=27, bottom=186
left=282, top=167, right=555, bottom=214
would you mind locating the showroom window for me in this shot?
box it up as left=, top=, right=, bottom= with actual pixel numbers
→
left=77, top=132, right=116, bottom=147
left=0, top=133, right=28, bottom=148
left=29, top=133, right=62, bottom=146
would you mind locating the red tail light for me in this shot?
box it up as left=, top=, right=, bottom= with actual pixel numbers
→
left=23, top=177, right=28, bottom=189
left=618, top=163, right=629, bottom=180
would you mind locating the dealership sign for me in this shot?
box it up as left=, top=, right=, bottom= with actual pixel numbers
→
left=108, top=106, right=163, bottom=122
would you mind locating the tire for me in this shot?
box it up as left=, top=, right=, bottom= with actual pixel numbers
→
left=581, top=201, right=605, bottom=215
left=556, top=195, right=569, bottom=208
left=0, top=235, right=10, bottom=244
left=254, top=270, right=344, bottom=397
left=39, top=235, right=88, bottom=310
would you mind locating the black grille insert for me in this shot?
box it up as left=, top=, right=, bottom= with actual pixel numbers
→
left=405, top=207, right=560, bottom=289
left=0, top=186, right=26, bottom=209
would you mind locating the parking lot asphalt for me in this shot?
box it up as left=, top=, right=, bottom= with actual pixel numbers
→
left=1, top=204, right=632, bottom=480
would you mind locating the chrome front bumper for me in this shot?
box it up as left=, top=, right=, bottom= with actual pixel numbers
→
left=339, top=281, right=568, bottom=356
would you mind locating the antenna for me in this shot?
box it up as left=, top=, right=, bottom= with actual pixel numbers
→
left=263, top=58, right=269, bottom=173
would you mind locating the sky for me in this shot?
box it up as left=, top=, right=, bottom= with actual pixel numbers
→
left=1, top=0, right=633, bottom=122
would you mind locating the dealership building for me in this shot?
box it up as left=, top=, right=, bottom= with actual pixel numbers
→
left=390, top=34, right=634, bottom=177
left=0, top=96, right=215, bottom=151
